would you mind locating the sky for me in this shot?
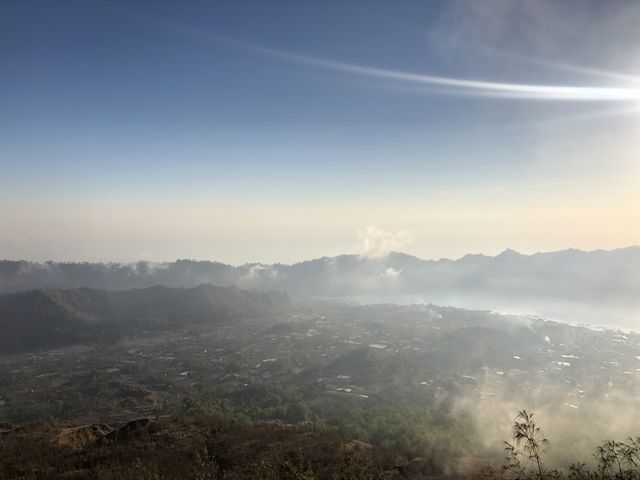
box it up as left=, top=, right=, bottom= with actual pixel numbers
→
left=1, top=0, right=639, bottom=264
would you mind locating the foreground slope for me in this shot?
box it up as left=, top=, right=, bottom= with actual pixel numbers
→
left=0, top=416, right=402, bottom=480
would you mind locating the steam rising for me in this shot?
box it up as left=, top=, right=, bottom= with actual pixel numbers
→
left=356, top=226, right=414, bottom=258
left=455, top=382, right=640, bottom=470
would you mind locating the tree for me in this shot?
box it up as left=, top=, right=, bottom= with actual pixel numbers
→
left=503, top=410, right=548, bottom=479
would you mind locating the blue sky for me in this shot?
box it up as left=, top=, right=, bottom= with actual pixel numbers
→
left=1, top=0, right=639, bottom=263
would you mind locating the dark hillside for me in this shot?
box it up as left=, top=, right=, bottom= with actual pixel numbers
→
left=0, top=285, right=289, bottom=353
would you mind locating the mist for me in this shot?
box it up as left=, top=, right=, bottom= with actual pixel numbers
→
left=3, top=0, right=640, bottom=477
left=2, top=246, right=639, bottom=330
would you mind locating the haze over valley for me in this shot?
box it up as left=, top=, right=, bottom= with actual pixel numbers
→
left=1, top=246, right=640, bottom=478
left=3, top=246, right=639, bottom=329
left=2, top=0, right=640, bottom=478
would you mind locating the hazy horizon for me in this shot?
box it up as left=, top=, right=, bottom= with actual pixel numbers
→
left=2, top=242, right=640, bottom=267
left=2, top=0, right=640, bottom=264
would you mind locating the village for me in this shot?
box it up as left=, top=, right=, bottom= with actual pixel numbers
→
left=2, top=302, right=640, bottom=428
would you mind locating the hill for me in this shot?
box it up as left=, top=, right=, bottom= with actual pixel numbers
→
left=0, top=285, right=289, bottom=353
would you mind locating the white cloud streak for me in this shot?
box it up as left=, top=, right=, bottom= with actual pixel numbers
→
left=248, top=44, right=640, bottom=101
left=114, top=7, right=640, bottom=102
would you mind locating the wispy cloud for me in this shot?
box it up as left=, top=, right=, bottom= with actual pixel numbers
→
left=246, top=44, right=640, bottom=101
left=484, top=49, right=640, bottom=85
left=113, top=6, right=640, bottom=102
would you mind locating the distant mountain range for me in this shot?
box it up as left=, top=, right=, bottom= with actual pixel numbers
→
left=1, top=246, right=639, bottom=327
left=0, top=285, right=289, bottom=352
left=1, top=247, right=638, bottom=300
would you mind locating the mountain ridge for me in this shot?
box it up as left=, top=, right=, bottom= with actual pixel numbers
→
left=2, top=244, right=638, bottom=272
left=1, top=246, right=639, bottom=328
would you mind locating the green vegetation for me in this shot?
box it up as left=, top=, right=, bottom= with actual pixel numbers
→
left=3, top=300, right=640, bottom=478
left=0, top=416, right=391, bottom=480
left=3, top=409, right=640, bottom=479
